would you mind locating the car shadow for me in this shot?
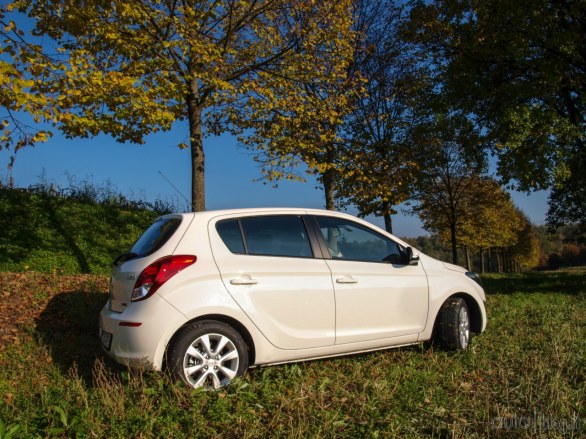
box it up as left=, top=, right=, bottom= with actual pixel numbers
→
left=35, top=290, right=125, bottom=386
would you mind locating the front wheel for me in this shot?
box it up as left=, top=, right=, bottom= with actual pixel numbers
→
left=167, top=320, right=249, bottom=389
left=436, top=297, right=471, bottom=350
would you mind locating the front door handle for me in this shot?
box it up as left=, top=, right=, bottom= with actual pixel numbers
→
left=230, top=276, right=258, bottom=285
left=336, top=276, right=358, bottom=284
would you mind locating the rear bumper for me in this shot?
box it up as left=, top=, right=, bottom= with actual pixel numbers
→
left=99, top=296, right=188, bottom=370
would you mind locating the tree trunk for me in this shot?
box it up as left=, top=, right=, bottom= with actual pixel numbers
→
left=450, top=221, right=458, bottom=265
left=381, top=200, right=393, bottom=234
left=480, top=248, right=485, bottom=274
left=465, top=246, right=471, bottom=271
left=383, top=213, right=393, bottom=234
left=322, top=167, right=336, bottom=210
left=187, top=80, right=205, bottom=212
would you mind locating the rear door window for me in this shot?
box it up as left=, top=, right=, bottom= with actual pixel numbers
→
left=216, top=216, right=313, bottom=258
left=131, top=217, right=182, bottom=257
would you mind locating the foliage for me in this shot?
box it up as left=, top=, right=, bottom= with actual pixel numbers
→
left=244, top=0, right=427, bottom=221
left=547, top=160, right=586, bottom=234
left=0, top=270, right=584, bottom=436
left=534, top=224, right=586, bottom=268
left=0, top=183, right=166, bottom=274
left=412, top=168, right=542, bottom=271
left=508, top=213, right=542, bottom=270
left=237, top=1, right=359, bottom=211
left=408, top=117, right=487, bottom=265
left=403, top=235, right=452, bottom=263
left=406, top=0, right=586, bottom=229
left=408, top=224, right=585, bottom=271
left=455, top=178, right=524, bottom=252
left=16, top=0, right=355, bottom=212
left=0, top=3, right=53, bottom=156
left=334, top=0, right=424, bottom=231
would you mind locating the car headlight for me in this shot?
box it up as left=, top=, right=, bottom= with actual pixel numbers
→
left=465, top=271, right=482, bottom=286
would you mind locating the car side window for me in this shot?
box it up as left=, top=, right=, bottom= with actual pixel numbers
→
left=216, top=219, right=245, bottom=254
left=217, top=216, right=314, bottom=258
left=315, top=216, right=403, bottom=263
left=241, top=216, right=313, bottom=258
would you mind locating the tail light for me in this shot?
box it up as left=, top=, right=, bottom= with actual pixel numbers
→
left=131, top=255, right=196, bottom=301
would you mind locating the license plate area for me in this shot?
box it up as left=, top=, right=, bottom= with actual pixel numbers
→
left=100, top=330, right=113, bottom=351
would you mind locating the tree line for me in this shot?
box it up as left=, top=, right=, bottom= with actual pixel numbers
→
left=406, top=224, right=586, bottom=273
left=1, top=0, right=584, bottom=270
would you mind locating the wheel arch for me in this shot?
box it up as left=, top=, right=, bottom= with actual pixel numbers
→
left=165, top=314, right=257, bottom=368
left=447, top=293, right=483, bottom=334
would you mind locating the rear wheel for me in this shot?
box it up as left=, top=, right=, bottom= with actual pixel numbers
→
left=168, top=320, right=248, bottom=389
left=437, top=297, right=470, bottom=350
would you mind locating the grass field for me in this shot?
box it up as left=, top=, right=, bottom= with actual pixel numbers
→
left=0, top=269, right=584, bottom=438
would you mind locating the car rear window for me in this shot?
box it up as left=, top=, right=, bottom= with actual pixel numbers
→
left=131, top=217, right=182, bottom=257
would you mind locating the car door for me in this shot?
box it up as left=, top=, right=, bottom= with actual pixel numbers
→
left=313, top=215, right=429, bottom=345
left=209, top=213, right=335, bottom=350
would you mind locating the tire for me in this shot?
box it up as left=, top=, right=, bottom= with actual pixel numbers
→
left=167, top=320, right=249, bottom=390
left=436, top=297, right=471, bottom=350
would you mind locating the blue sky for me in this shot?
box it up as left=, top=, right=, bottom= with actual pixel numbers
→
left=0, top=118, right=549, bottom=237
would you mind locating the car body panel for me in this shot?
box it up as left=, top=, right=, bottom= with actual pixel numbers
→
left=99, top=293, right=188, bottom=369
left=325, top=258, right=429, bottom=344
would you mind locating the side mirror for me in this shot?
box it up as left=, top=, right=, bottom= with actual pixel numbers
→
left=404, top=247, right=420, bottom=266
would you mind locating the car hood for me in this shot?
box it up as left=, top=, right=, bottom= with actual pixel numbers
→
left=442, top=262, right=468, bottom=273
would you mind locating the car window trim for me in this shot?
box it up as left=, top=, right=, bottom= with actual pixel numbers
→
left=302, top=215, right=327, bottom=259
left=236, top=219, right=249, bottom=254
left=304, top=215, right=332, bottom=260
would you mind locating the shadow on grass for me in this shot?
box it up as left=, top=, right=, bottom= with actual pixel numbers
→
left=35, top=290, right=124, bottom=385
left=482, top=269, right=586, bottom=296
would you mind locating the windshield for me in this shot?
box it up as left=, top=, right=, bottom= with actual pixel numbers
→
left=131, top=217, right=182, bottom=257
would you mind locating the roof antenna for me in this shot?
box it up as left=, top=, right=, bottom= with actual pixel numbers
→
left=158, top=171, right=191, bottom=211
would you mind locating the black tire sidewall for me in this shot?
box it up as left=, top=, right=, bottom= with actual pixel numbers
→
left=437, top=297, right=470, bottom=350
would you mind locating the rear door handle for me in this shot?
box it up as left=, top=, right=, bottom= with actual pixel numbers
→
left=336, top=276, right=358, bottom=284
left=230, top=276, right=258, bottom=285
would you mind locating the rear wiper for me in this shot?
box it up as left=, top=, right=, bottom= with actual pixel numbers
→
left=113, top=252, right=139, bottom=266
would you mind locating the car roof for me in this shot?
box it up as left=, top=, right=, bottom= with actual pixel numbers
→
left=166, top=207, right=356, bottom=221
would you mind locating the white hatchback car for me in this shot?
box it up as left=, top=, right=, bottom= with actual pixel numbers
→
left=99, top=208, right=487, bottom=389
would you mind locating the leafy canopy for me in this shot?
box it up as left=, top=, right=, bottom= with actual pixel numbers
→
left=1, top=3, right=53, bottom=153
left=15, top=0, right=355, bottom=210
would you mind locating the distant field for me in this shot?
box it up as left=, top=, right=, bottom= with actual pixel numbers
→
left=0, top=269, right=584, bottom=437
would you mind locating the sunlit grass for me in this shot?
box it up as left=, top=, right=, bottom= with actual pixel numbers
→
left=0, top=270, right=584, bottom=437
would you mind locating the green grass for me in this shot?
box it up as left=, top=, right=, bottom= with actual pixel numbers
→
left=0, top=270, right=584, bottom=437
left=0, top=186, right=160, bottom=275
